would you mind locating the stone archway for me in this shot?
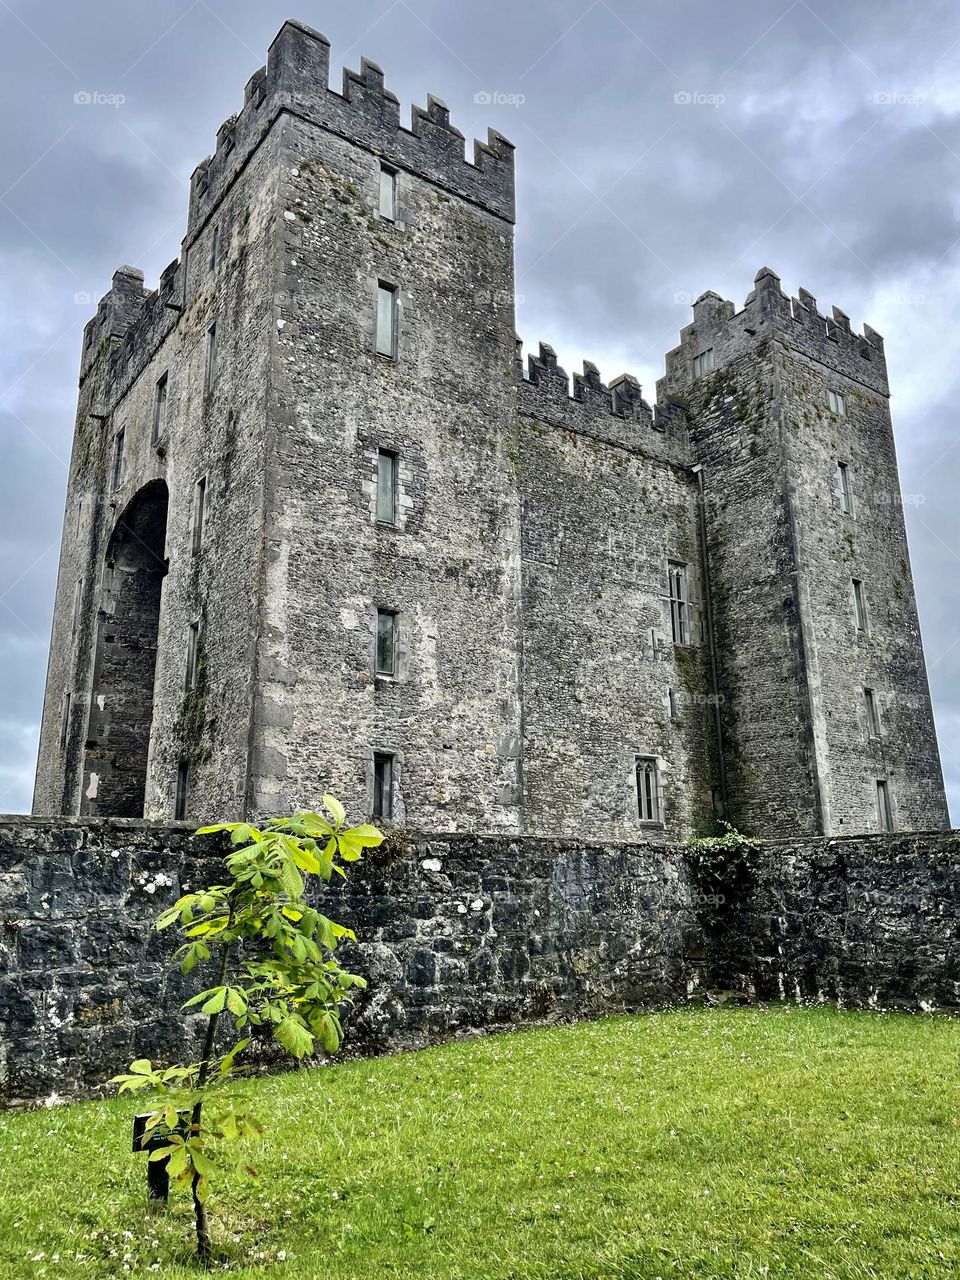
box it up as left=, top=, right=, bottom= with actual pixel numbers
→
left=82, top=480, right=169, bottom=817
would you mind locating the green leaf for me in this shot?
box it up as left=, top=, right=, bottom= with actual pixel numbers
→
left=274, top=1016, right=314, bottom=1059
left=279, top=857, right=304, bottom=900
left=323, top=793, right=346, bottom=828
left=148, top=1144, right=180, bottom=1162
left=167, top=1145, right=191, bottom=1178
left=230, top=823, right=261, bottom=846
left=201, top=988, right=228, bottom=1016
left=189, top=1147, right=218, bottom=1179
left=288, top=840, right=321, bottom=875
left=130, top=1059, right=153, bottom=1075
left=182, top=987, right=222, bottom=1010
left=318, top=1013, right=341, bottom=1053
left=346, top=823, right=385, bottom=847
left=226, top=988, right=247, bottom=1016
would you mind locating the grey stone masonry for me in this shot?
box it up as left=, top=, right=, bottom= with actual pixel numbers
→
left=3, top=817, right=960, bottom=1103
left=33, top=22, right=948, bottom=841
left=0, top=817, right=696, bottom=1103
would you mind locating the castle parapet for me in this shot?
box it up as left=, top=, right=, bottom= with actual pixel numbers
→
left=80, top=266, right=145, bottom=379
left=186, top=19, right=515, bottom=236
left=80, top=260, right=182, bottom=392
left=518, top=341, right=687, bottom=461
left=659, top=267, right=889, bottom=399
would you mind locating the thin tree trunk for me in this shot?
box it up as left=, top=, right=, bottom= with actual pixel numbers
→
left=191, top=932, right=234, bottom=1267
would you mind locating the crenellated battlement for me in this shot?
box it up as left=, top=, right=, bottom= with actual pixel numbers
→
left=517, top=339, right=688, bottom=461
left=186, top=19, right=515, bottom=235
left=660, top=267, right=889, bottom=400
left=78, top=17, right=517, bottom=405
left=79, top=258, right=182, bottom=391
left=520, top=341, right=651, bottom=420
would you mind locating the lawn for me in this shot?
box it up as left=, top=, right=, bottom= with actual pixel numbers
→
left=1, top=1005, right=959, bottom=1279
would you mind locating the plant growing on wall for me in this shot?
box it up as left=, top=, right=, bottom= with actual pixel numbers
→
left=112, top=796, right=383, bottom=1267
left=684, top=822, right=761, bottom=928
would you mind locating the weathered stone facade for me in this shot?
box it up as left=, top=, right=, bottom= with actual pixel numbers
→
left=0, top=817, right=696, bottom=1103
left=32, top=19, right=948, bottom=841
left=3, top=817, right=960, bottom=1103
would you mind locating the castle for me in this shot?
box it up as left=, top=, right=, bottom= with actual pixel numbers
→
left=32, top=19, right=949, bottom=843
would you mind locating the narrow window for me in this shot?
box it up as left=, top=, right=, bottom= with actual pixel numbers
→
left=379, top=165, right=397, bottom=221
left=635, top=756, right=662, bottom=823
left=876, top=779, right=893, bottom=832
left=864, top=687, right=881, bottom=738
left=110, top=428, right=125, bottom=490
left=76, top=498, right=83, bottom=536
left=836, top=460, right=853, bottom=515
left=191, top=476, right=207, bottom=556
left=376, top=283, right=397, bottom=358
left=851, top=578, right=867, bottom=632
left=205, top=322, right=218, bottom=392
left=376, top=609, right=397, bottom=676
left=376, top=449, right=397, bottom=524
left=59, top=691, right=72, bottom=751
left=175, top=760, right=190, bottom=820
left=185, top=621, right=199, bottom=691
left=828, top=388, right=846, bottom=416
left=71, top=577, right=83, bottom=635
left=209, top=223, right=221, bottom=272
left=668, top=562, right=690, bottom=645
left=668, top=687, right=679, bottom=720
left=373, top=752, right=394, bottom=819
left=692, top=348, right=715, bottom=378
left=153, top=372, right=168, bottom=445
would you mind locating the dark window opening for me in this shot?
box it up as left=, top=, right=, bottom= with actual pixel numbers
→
left=209, top=223, right=222, bottom=271
left=636, top=756, right=662, bottom=823
left=110, top=428, right=125, bottom=490
left=205, top=322, right=218, bottom=391
left=377, top=449, right=397, bottom=524
left=373, top=752, right=394, bottom=819
left=71, top=577, right=83, bottom=635
left=864, top=687, right=881, bottom=738
left=192, top=476, right=207, bottom=556
left=175, top=759, right=189, bottom=820
left=851, top=578, right=867, bottom=632
left=876, top=779, right=893, bottom=832
left=668, top=562, right=690, bottom=645
left=153, top=372, right=168, bottom=445
left=836, top=460, right=853, bottom=515
left=185, top=621, right=199, bottom=691
left=376, top=283, right=397, bottom=358
left=59, top=692, right=72, bottom=751
left=376, top=609, right=397, bottom=676
left=379, top=165, right=397, bottom=221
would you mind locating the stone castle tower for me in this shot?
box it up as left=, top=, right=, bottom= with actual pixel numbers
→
left=33, top=19, right=949, bottom=841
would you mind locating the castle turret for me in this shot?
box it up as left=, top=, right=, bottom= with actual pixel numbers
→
left=658, top=268, right=948, bottom=836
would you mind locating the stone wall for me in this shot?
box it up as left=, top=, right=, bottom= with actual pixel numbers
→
left=0, top=818, right=695, bottom=1104
left=3, top=818, right=960, bottom=1104
left=729, top=831, right=960, bottom=1008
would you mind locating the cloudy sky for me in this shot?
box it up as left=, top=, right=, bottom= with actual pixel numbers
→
left=2, top=0, right=959, bottom=821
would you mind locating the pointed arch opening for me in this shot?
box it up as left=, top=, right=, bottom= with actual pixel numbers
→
left=82, top=480, right=169, bottom=817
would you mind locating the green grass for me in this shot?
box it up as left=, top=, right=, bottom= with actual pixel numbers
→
left=2, top=1005, right=959, bottom=1278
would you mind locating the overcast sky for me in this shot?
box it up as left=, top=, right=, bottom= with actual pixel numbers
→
left=2, top=0, right=959, bottom=821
